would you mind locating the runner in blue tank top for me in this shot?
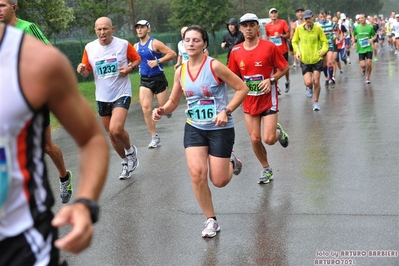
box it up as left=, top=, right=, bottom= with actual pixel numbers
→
left=134, top=20, right=176, bottom=149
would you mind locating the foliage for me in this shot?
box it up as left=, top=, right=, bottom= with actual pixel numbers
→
left=264, top=0, right=298, bottom=22
left=230, top=0, right=385, bottom=22
left=227, top=0, right=268, bottom=16
left=54, top=40, right=94, bottom=82
left=379, top=0, right=398, bottom=18
left=133, top=0, right=173, bottom=33
left=17, top=0, right=388, bottom=40
left=169, top=0, right=230, bottom=57
left=292, top=0, right=384, bottom=19
left=227, top=0, right=385, bottom=21
left=17, top=0, right=74, bottom=38
left=72, top=0, right=130, bottom=35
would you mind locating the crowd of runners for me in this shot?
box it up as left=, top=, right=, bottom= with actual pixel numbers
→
left=285, top=9, right=399, bottom=107
left=1, top=0, right=398, bottom=263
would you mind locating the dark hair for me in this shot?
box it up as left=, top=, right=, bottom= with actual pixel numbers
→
left=319, top=9, right=327, bottom=15
left=183, top=25, right=209, bottom=49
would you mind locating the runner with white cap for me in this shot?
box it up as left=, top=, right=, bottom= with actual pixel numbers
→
left=228, top=12, right=290, bottom=184
left=134, top=19, right=177, bottom=149
left=266, top=7, right=291, bottom=93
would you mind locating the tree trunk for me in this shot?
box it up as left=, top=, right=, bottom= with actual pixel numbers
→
left=211, top=31, right=218, bottom=58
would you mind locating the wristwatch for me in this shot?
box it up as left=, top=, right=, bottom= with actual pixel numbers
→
left=223, top=107, right=232, bottom=115
left=74, top=198, right=100, bottom=224
left=156, top=59, right=161, bottom=65
left=270, top=77, right=276, bottom=85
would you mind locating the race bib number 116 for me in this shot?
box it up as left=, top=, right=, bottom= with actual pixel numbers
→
left=185, top=98, right=216, bottom=124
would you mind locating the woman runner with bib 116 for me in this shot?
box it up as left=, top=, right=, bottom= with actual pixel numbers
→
left=152, top=25, right=248, bottom=238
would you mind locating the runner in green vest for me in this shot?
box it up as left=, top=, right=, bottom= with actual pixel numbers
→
left=351, top=13, right=375, bottom=84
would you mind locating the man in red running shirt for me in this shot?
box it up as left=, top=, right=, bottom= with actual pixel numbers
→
left=228, top=13, right=290, bottom=185
left=266, top=8, right=291, bottom=93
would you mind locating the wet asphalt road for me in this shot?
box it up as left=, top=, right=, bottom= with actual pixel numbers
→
left=48, top=47, right=399, bottom=266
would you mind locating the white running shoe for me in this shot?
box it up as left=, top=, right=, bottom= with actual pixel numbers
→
left=119, top=162, right=131, bottom=180
left=277, top=85, right=281, bottom=95
left=202, top=218, right=220, bottom=238
left=285, top=80, right=290, bottom=93
left=277, top=123, right=289, bottom=148
left=230, top=152, right=242, bottom=175
left=306, top=87, right=313, bottom=98
left=148, top=135, right=161, bottom=148
left=258, top=168, right=273, bottom=184
left=313, top=102, right=320, bottom=111
left=126, top=145, right=139, bottom=172
left=59, top=171, right=73, bottom=204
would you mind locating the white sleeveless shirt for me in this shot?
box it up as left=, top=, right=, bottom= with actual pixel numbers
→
left=0, top=26, right=51, bottom=240
left=180, top=56, right=233, bottom=130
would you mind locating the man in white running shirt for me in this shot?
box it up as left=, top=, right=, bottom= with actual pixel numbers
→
left=77, top=17, right=141, bottom=180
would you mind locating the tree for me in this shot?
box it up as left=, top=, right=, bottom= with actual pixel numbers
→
left=169, top=0, right=230, bottom=57
left=72, top=0, right=130, bottom=35
left=378, top=0, right=397, bottom=18
left=299, top=0, right=383, bottom=18
left=228, top=0, right=385, bottom=21
left=17, top=0, right=74, bottom=38
left=132, top=0, right=172, bottom=33
left=265, top=0, right=298, bottom=22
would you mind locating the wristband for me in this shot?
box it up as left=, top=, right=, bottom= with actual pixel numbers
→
left=223, top=107, right=232, bottom=115
left=74, top=198, right=100, bottom=224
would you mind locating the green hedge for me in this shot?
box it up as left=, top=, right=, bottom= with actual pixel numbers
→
left=53, top=30, right=227, bottom=83
left=54, top=40, right=94, bottom=82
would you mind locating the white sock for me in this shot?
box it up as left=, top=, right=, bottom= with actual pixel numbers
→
left=125, top=146, right=134, bottom=155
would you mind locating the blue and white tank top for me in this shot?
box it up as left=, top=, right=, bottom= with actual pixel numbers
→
left=180, top=56, right=233, bottom=130
left=137, top=37, right=164, bottom=77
